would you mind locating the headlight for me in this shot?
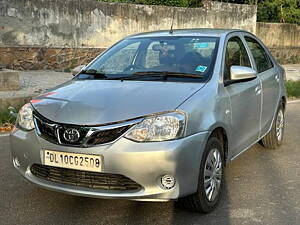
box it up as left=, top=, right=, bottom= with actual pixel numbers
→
left=17, top=103, right=35, bottom=131
left=125, top=112, right=186, bottom=142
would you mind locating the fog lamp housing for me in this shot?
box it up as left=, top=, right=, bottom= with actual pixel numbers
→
left=161, top=175, right=176, bottom=189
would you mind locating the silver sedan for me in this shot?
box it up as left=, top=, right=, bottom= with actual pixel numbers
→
left=10, top=29, right=286, bottom=213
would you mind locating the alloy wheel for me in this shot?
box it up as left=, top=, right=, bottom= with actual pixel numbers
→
left=203, top=148, right=222, bottom=202
left=276, top=109, right=284, bottom=142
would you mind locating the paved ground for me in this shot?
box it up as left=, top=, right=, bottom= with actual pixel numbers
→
left=283, top=64, right=300, bottom=81
left=0, top=102, right=299, bottom=225
left=0, top=71, right=72, bottom=99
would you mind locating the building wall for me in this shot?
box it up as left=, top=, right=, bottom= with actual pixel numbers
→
left=256, top=22, right=300, bottom=48
left=0, top=0, right=257, bottom=48
left=1, top=1, right=299, bottom=69
left=0, top=46, right=105, bottom=70
left=256, top=22, right=300, bottom=64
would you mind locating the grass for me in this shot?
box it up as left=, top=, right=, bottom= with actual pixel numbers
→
left=0, top=105, right=21, bottom=131
left=286, top=80, right=300, bottom=98
left=0, top=108, right=15, bottom=125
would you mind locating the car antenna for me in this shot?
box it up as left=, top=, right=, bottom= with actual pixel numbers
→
left=169, top=9, right=175, bottom=34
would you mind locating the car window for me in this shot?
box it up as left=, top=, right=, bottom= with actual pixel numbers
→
left=143, top=39, right=216, bottom=71
left=245, top=37, right=273, bottom=73
left=98, top=42, right=140, bottom=73
left=184, top=40, right=216, bottom=67
left=184, top=40, right=216, bottom=58
left=83, top=36, right=219, bottom=83
left=224, top=36, right=251, bottom=81
left=144, top=41, right=176, bottom=68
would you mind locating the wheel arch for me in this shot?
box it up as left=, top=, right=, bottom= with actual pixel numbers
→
left=281, top=96, right=287, bottom=112
left=208, top=127, right=229, bottom=165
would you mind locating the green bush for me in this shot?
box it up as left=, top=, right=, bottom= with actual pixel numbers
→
left=257, top=0, right=300, bottom=25
left=99, top=0, right=203, bottom=7
left=0, top=108, right=17, bottom=126
left=99, top=0, right=300, bottom=24
left=286, top=80, right=300, bottom=98
left=138, top=0, right=188, bottom=7
left=216, top=0, right=300, bottom=25
left=0, top=104, right=22, bottom=127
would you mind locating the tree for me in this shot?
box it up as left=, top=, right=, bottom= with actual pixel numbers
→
left=215, top=0, right=300, bottom=25
left=99, top=0, right=300, bottom=25
left=257, top=0, right=300, bottom=25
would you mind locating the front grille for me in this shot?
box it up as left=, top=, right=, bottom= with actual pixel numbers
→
left=86, top=126, right=131, bottom=145
left=31, top=164, right=142, bottom=191
left=33, top=112, right=132, bottom=147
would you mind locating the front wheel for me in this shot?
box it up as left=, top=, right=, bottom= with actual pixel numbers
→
left=180, top=137, right=224, bottom=213
left=261, top=103, right=285, bottom=149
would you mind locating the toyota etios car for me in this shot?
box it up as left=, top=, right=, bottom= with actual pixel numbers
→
left=11, top=29, right=286, bottom=213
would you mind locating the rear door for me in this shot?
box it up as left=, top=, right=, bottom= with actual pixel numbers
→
left=223, top=34, right=262, bottom=158
left=243, top=35, right=280, bottom=136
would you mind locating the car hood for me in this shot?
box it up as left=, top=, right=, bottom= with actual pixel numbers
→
left=31, top=79, right=205, bottom=125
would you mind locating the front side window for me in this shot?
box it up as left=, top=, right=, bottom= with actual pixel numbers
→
left=245, top=37, right=273, bottom=73
left=224, top=36, right=251, bottom=81
left=79, top=36, right=220, bottom=82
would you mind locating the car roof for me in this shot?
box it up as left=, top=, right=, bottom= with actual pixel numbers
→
left=126, top=28, right=245, bottom=39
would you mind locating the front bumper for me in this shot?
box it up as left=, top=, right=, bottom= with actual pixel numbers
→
left=10, top=128, right=209, bottom=201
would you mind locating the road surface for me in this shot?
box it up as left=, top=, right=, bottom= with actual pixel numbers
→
left=0, top=102, right=299, bottom=225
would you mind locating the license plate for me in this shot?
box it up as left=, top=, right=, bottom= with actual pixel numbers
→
left=43, top=150, right=102, bottom=172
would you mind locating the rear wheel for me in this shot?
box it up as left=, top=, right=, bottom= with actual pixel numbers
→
left=261, top=103, right=285, bottom=149
left=180, top=137, right=224, bottom=213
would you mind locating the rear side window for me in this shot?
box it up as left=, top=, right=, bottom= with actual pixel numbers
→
left=224, top=36, right=251, bottom=80
left=245, top=37, right=273, bottom=73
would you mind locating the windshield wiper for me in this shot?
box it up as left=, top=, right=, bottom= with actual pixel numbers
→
left=79, top=69, right=108, bottom=78
left=110, top=71, right=204, bottom=80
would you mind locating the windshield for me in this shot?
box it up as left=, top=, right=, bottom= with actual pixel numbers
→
left=77, top=36, right=219, bottom=82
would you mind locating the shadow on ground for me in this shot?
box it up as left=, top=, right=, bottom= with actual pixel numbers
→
left=1, top=103, right=300, bottom=225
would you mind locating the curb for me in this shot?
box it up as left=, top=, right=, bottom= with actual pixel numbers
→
left=0, top=95, right=34, bottom=111
left=287, top=99, right=300, bottom=104
left=0, top=133, right=10, bottom=137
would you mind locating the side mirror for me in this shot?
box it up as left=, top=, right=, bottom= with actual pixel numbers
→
left=72, top=65, right=86, bottom=76
left=230, top=66, right=257, bottom=81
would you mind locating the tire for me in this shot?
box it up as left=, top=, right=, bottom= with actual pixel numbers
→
left=180, top=137, right=224, bottom=213
left=261, top=103, right=285, bottom=149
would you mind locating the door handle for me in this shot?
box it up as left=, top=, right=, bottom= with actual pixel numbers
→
left=275, top=74, right=280, bottom=82
left=255, top=86, right=261, bottom=95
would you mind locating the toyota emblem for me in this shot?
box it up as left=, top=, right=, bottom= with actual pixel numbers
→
left=63, top=128, right=80, bottom=142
